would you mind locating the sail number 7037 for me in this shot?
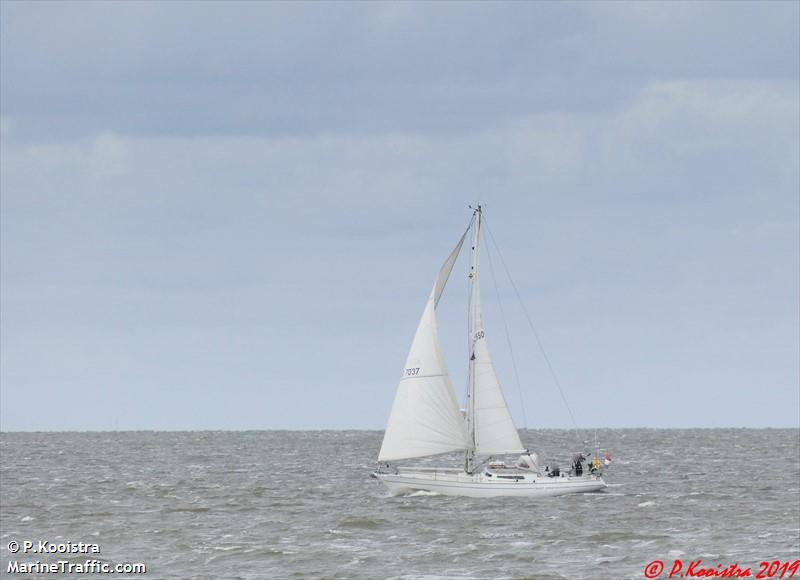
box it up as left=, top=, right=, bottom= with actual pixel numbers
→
left=403, top=367, right=421, bottom=377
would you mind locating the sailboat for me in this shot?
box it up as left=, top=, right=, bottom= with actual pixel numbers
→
left=373, top=206, right=607, bottom=498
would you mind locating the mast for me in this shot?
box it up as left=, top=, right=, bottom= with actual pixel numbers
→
left=465, top=204, right=482, bottom=473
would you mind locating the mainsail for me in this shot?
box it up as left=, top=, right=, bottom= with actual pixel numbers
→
left=471, top=300, right=526, bottom=456
left=378, top=229, right=471, bottom=461
left=469, top=211, right=525, bottom=458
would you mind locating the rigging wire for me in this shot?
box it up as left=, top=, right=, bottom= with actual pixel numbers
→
left=483, top=236, right=529, bottom=430
left=482, top=217, right=581, bottom=432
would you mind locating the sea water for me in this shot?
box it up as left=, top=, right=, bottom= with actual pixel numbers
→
left=1, top=429, right=798, bottom=579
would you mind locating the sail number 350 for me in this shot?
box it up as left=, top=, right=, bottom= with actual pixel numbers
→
left=404, top=367, right=420, bottom=376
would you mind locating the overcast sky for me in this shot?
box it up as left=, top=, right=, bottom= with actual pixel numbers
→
left=1, top=1, right=798, bottom=431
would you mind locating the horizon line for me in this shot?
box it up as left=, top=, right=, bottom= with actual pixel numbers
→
left=1, top=425, right=798, bottom=434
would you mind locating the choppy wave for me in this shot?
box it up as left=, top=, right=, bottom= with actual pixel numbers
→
left=1, top=429, right=798, bottom=579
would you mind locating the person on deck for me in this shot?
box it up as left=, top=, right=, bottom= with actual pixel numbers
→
left=572, top=453, right=585, bottom=476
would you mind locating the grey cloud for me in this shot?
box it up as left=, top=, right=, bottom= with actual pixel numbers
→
left=1, top=2, right=798, bottom=430
left=2, top=74, right=798, bottom=429
left=2, top=2, right=797, bottom=141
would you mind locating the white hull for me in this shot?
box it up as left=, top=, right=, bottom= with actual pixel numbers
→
left=375, top=469, right=606, bottom=498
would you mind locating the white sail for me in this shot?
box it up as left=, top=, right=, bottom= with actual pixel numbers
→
left=472, top=317, right=526, bottom=456
left=378, top=231, right=470, bottom=462
left=433, top=227, right=467, bottom=308
left=469, top=213, right=525, bottom=458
